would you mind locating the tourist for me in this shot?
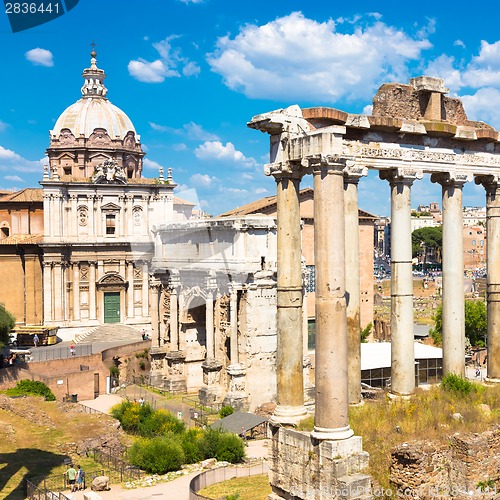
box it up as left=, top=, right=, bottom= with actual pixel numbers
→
left=64, top=464, right=77, bottom=492
left=76, top=464, right=85, bottom=490
left=70, top=344, right=76, bottom=357
left=33, top=333, right=39, bottom=347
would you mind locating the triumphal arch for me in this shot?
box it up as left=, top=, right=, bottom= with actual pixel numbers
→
left=248, top=76, right=500, bottom=499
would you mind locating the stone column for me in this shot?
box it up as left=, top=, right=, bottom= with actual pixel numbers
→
left=53, top=262, right=63, bottom=322
left=127, top=261, right=134, bottom=318
left=431, top=172, right=469, bottom=377
left=89, top=261, right=97, bottom=321
left=87, top=195, right=94, bottom=236
left=380, top=168, right=422, bottom=396
left=205, top=290, right=215, bottom=359
left=475, top=176, right=500, bottom=381
left=150, top=276, right=161, bottom=347
left=43, top=262, right=53, bottom=323
left=344, top=164, right=368, bottom=405
left=168, top=270, right=181, bottom=350
left=127, top=195, right=134, bottom=237
left=142, top=262, right=149, bottom=318
left=73, top=262, right=80, bottom=321
left=229, top=286, right=239, bottom=364
left=273, top=167, right=307, bottom=424
left=71, top=195, right=78, bottom=237
left=95, top=195, right=102, bottom=237
left=311, top=156, right=352, bottom=440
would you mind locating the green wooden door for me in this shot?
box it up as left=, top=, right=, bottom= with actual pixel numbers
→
left=104, top=292, right=120, bottom=323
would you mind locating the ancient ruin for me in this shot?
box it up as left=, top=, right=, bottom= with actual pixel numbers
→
left=248, top=76, right=500, bottom=499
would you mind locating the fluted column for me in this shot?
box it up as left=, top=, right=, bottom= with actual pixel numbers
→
left=311, top=156, right=352, bottom=440
left=476, top=176, right=500, bottom=380
left=150, top=276, right=161, bottom=346
left=206, top=290, right=215, bottom=359
left=89, top=261, right=97, bottom=321
left=380, top=168, right=422, bottom=396
left=127, top=261, right=134, bottom=318
left=272, top=167, right=307, bottom=424
left=53, top=262, right=63, bottom=322
left=87, top=195, right=95, bottom=236
left=71, top=195, right=78, bottom=237
left=431, top=172, right=470, bottom=377
left=169, top=270, right=180, bottom=350
left=229, top=286, right=239, bottom=364
left=73, top=262, right=80, bottom=321
left=344, top=164, right=368, bottom=405
left=43, top=262, right=53, bottom=323
left=142, top=262, right=149, bottom=317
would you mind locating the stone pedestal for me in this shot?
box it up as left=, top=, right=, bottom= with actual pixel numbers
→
left=164, top=350, right=187, bottom=393
left=268, top=424, right=371, bottom=500
left=223, top=363, right=248, bottom=411
left=199, top=358, right=224, bottom=406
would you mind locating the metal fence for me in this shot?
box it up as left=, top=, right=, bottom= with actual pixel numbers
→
left=26, top=479, right=71, bottom=500
left=92, top=448, right=142, bottom=483
left=30, top=344, right=94, bottom=362
left=189, top=462, right=269, bottom=500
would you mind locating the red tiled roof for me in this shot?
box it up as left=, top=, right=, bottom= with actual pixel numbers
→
left=0, top=188, right=43, bottom=203
left=0, top=234, right=43, bottom=245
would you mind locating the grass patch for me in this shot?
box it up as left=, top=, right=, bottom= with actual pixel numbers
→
left=0, top=395, right=123, bottom=499
left=198, top=474, right=272, bottom=500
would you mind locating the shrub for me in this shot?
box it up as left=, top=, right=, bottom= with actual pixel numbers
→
left=6, top=379, right=56, bottom=401
left=181, top=428, right=204, bottom=464
left=109, top=366, right=119, bottom=378
left=128, top=435, right=185, bottom=474
left=360, top=323, right=372, bottom=343
left=137, top=409, right=185, bottom=437
left=219, top=405, right=235, bottom=418
left=200, top=428, right=245, bottom=463
left=441, top=373, right=479, bottom=396
left=214, top=432, right=246, bottom=463
left=0, top=303, right=15, bottom=346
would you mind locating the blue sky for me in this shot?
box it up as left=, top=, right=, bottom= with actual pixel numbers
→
left=1, top=1, right=500, bottom=216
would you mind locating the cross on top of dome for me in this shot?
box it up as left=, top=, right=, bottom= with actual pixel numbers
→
left=81, top=42, right=108, bottom=98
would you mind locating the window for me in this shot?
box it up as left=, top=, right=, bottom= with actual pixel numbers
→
left=106, top=214, right=116, bottom=235
left=480, top=240, right=484, bottom=246
left=306, top=265, right=316, bottom=293
left=1, top=226, right=9, bottom=238
left=63, top=166, right=72, bottom=176
left=472, top=240, right=476, bottom=246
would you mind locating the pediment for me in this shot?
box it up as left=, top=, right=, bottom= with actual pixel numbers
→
left=101, top=202, right=121, bottom=211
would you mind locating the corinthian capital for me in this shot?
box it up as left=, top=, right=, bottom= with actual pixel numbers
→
left=430, top=171, right=472, bottom=187
left=380, top=167, right=424, bottom=185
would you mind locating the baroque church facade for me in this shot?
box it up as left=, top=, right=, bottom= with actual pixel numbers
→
left=1, top=51, right=194, bottom=331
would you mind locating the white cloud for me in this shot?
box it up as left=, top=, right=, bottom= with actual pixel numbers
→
left=172, top=143, right=188, bottom=151
left=5, top=175, right=24, bottom=182
left=194, top=141, right=257, bottom=167
left=129, top=36, right=200, bottom=83
left=0, top=121, right=8, bottom=132
left=0, top=146, right=44, bottom=172
left=179, top=0, right=204, bottom=3
left=190, top=173, right=217, bottom=187
left=207, top=12, right=431, bottom=102
left=25, top=48, right=54, bottom=67
left=461, top=88, right=500, bottom=129
left=454, top=40, right=466, bottom=48
left=143, top=158, right=164, bottom=170
left=424, top=55, right=464, bottom=91
left=254, top=187, right=269, bottom=194
left=150, top=121, right=219, bottom=141
left=183, top=61, right=201, bottom=77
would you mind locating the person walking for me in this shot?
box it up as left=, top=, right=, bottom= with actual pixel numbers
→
left=70, top=344, right=76, bottom=357
left=76, top=464, right=85, bottom=490
left=64, top=464, right=77, bottom=492
left=33, top=333, right=39, bottom=347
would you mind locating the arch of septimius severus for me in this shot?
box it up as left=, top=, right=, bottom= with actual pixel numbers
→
left=248, top=76, right=500, bottom=499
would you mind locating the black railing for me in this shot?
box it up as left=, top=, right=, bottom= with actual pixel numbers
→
left=92, top=448, right=142, bottom=483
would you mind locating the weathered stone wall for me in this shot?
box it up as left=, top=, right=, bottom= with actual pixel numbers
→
left=391, top=428, right=500, bottom=497
left=269, top=425, right=370, bottom=499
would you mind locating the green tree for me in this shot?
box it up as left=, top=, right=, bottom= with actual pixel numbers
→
left=430, top=300, right=487, bottom=347
left=411, top=226, right=443, bottom=261
left=0, top=303, right=15, bottom=346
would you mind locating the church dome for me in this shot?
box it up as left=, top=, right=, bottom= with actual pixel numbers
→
left=50, top=50, right=138, bottom=140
